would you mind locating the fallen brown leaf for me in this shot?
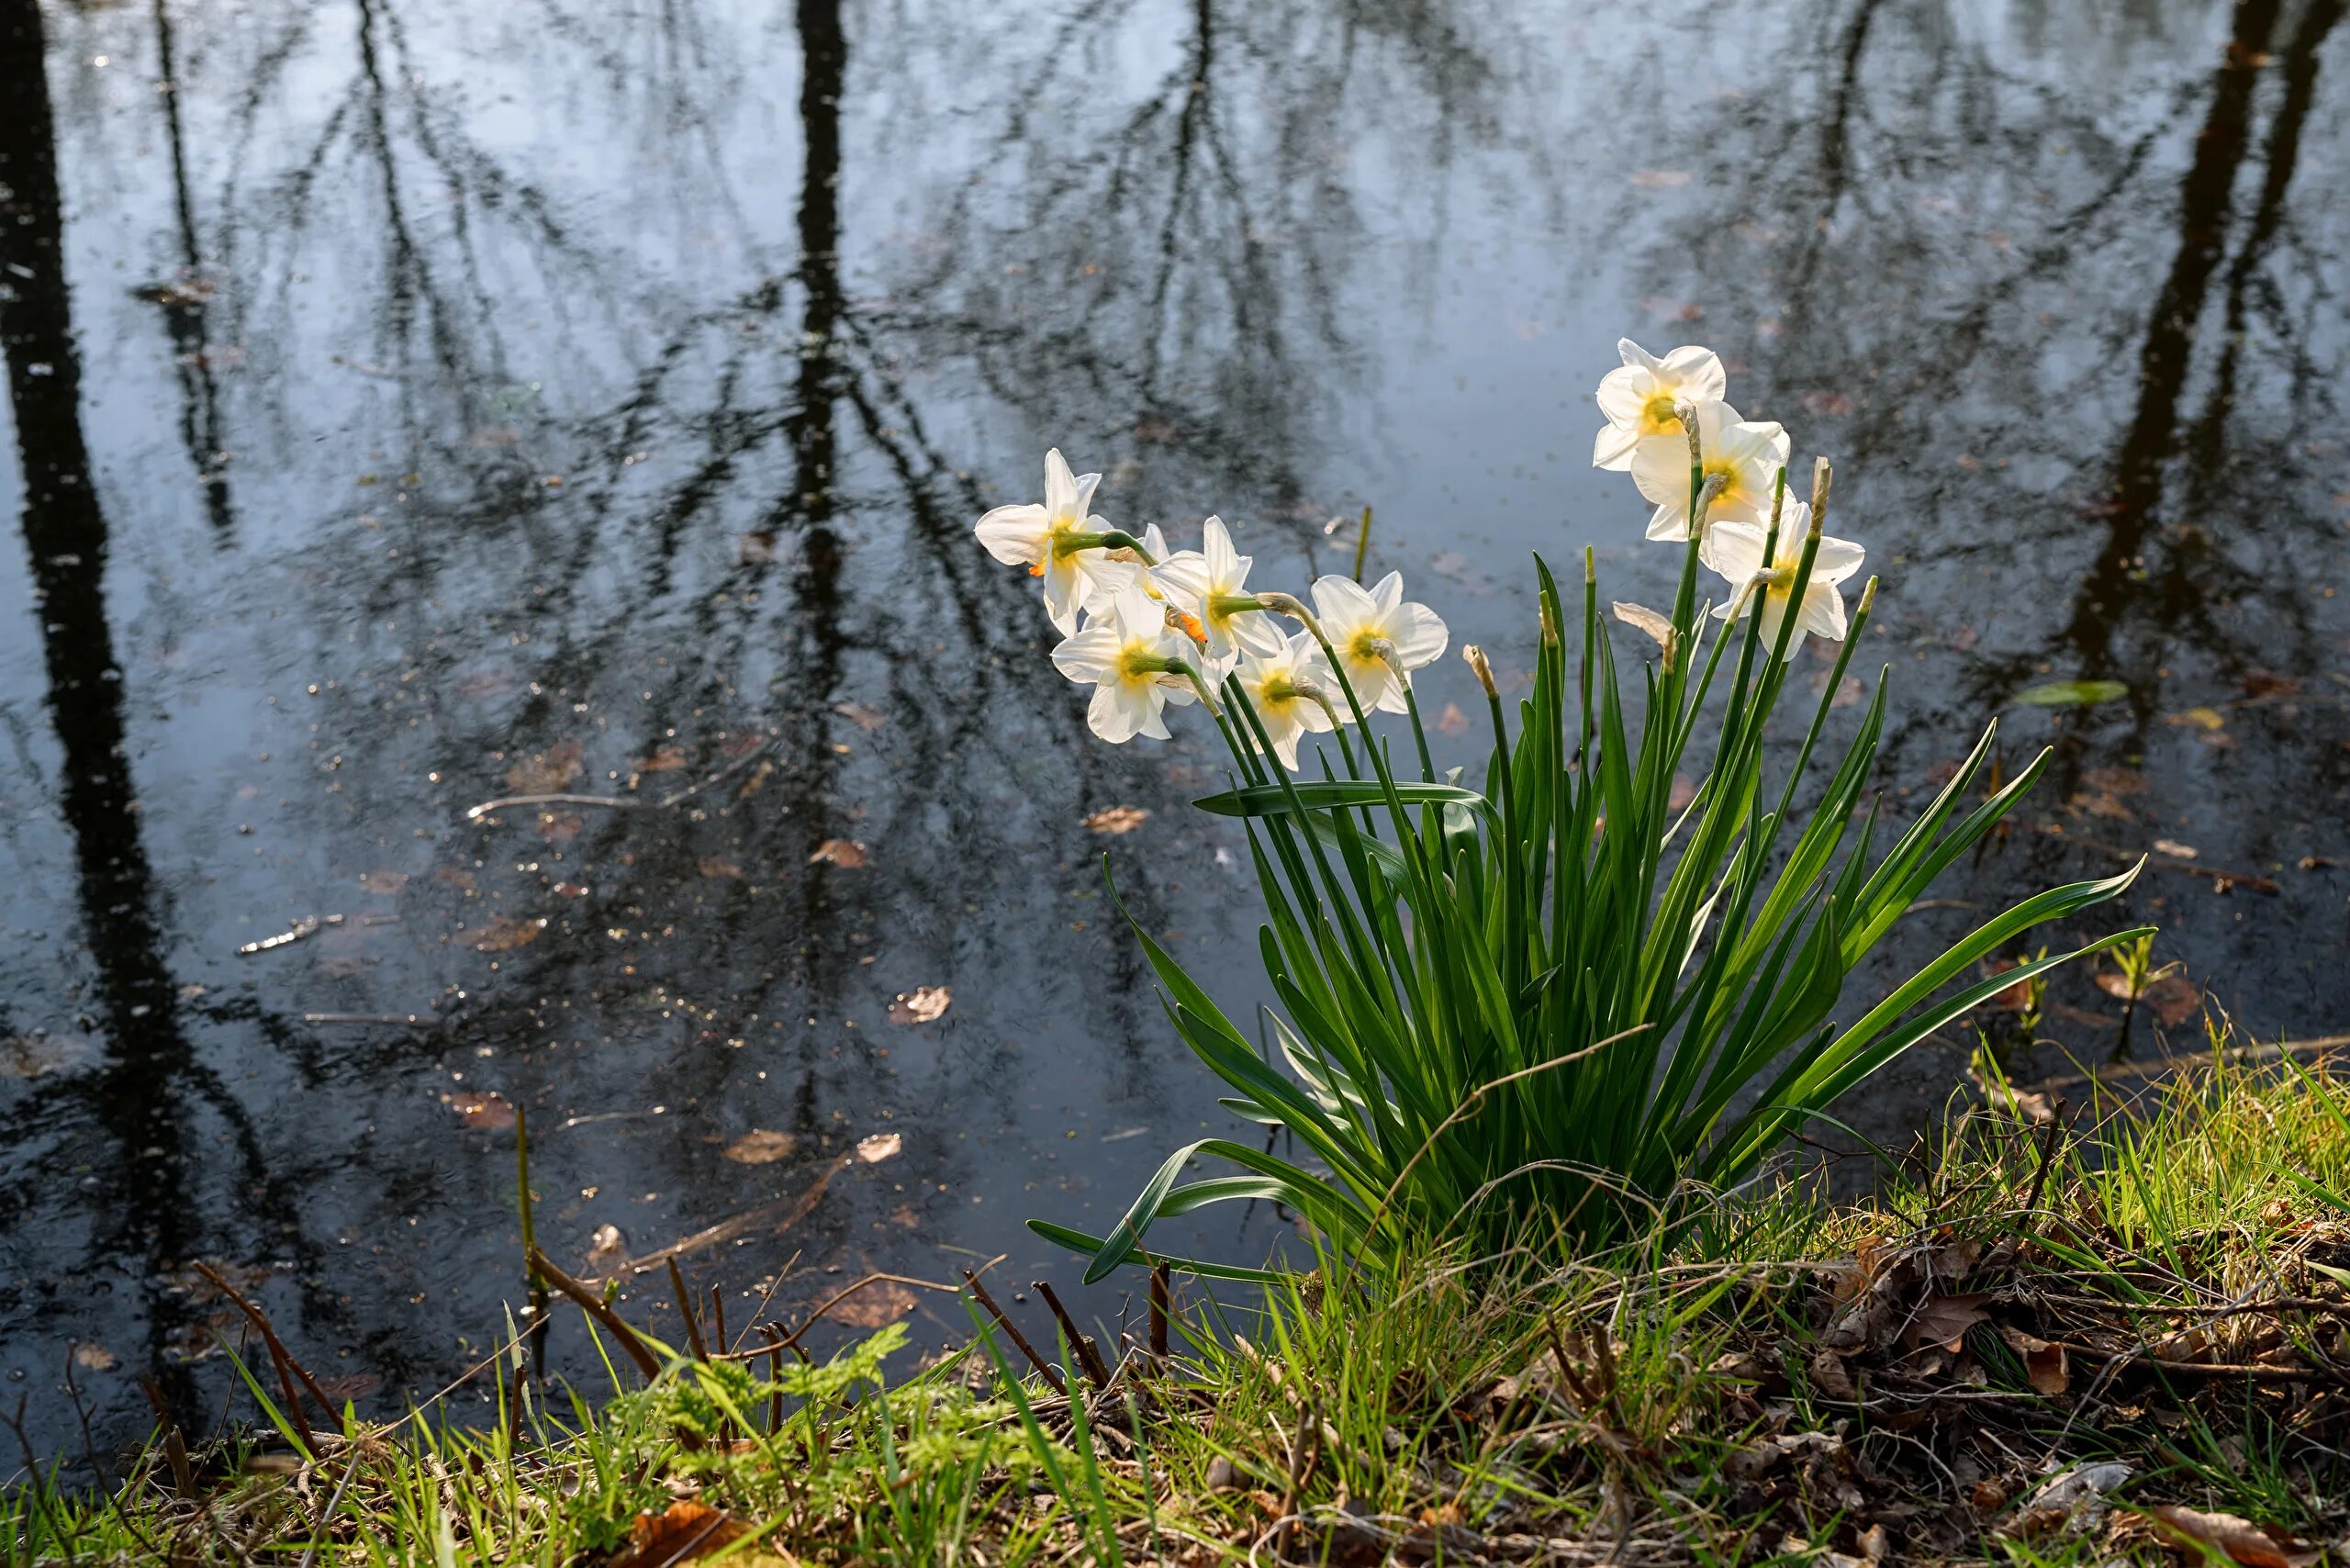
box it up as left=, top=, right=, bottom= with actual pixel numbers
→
left=72, top=1343, right=118, bottom=1372
left=585, top=1223, right=629, bottom=1273
left=504, top=739, right=584, bottom=795
left=888, top=986, right=950, bottom=1025
left=443, top=1090, right=517, bottom=1130
left=809, top=838, right=867, bottom=868
left=1999, top=1325, right=2069, bottom=1395
left=823, top=1280, right=917, bottom=1328
left=636, top=746, right=688, bottom=772
left=2146, top=1505, right=2322, bottom=1568
left=833, top=701, right=888, bottom=732
left=697, top=857, right=744, bottom=879
left=1904, top=1294, right=1992, bottom=1354
left=358, top=869, right=408, bottom=895
left=608, top=1500, right=749, bottom=1568
left=471, top=915, right=548, bottom=953
left=1082, top=806, right=1150, bottom=834
left=723, top=1129, right=799, bottom=1165
left=856, top=1132, right=902, bottom=1164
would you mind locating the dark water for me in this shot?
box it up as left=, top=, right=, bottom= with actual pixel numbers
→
left=3, top=0, right=2346, bottom=1456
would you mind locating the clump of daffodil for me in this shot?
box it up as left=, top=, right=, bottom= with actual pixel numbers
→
left=1629, top=400, right=1788, bottom=545
left=1704, top=498, right=1866, bottom=659
left=1049, top=584, right=1206, bottom=744
left=1307, top=572, right=1449, bottom=716
left=1232, top=633, right=1338, bottom=769
left=973, top=448, right=1150, bottom=635
left=1591, top=338, right=1727, bottom=471
left=1152, top=517, right=1285, bottom=674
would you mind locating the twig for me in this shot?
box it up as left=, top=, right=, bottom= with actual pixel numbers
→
left=135, top=1378, right=196, bottom=1499
left=67, top=1346, right=162, bottom=1558
left=667, top=1259, right=711, bottom=1362
left=708, top=1272, right=957, bottom=1361
left=527, top=1247, right=661, bottom=1381
left=1149, top=1263, right=1171, bottom=1362
left=462, top=792, right=649, bottom=821
left=1035, top=1282, right=1112, bottom=1390
left=602, top=1155, right=849, bottom=1279
left=300, top=1013, right=439, bottom=1025
left=194, top=1261, right=339, bottom=1427
left=460, top=737, right=780, bottom=823
left=295, top=1439, right=366, bottom=1568
left=235, top=915, right=345, bottom=956
left=962, top=1270, right=1067, bottom=1395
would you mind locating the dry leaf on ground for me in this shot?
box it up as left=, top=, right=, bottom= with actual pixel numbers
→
left=809, top=838, right=867, bottom=868
left=442, top=1091, right=517, bottom=1130
left=724, top=1129, right=799, bottom=1165
left=1903, top=1293, right=1992, bottom=1354
left=889, top=986, right=950, bottom=1025
left=697, top=857, right=744, bottom=879
left=1083, top=805, right=1149, bottom=834
left=608, top=1501, right=749, bottom=1568
left=1436, top=702, right=1469, bottom=735
left=2146, top=1506, right=2322, bottom=1568
left=359, top=869, right=408, bottom=894
left=856, top=1132, right=902, bottom=1164
left=833, top=701, right=887, bottom=732
left=72, top=1343, right=118, bottom=1372
left=1998, top=1325, right=2069, bottom=1395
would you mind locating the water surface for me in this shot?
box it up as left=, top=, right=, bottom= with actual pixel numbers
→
left=3, top=0, right=2346, bottom=1455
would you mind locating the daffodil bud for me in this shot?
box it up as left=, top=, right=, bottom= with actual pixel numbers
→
left=1858, top=576, right=1877, bottom=616
left=1463, top=644, right=1498, bottom=699
left=1809, top=457, right=1833, bottom=533
left=1539, top=596, right=1559, bottom=647
left=1583, top=545, right=1596, bottom=586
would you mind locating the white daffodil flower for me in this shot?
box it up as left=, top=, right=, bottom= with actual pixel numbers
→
left=972, top=448, right=1141, bottom=635
left=1703, top=502, right=1865, bottom=659
left=1592, top=339, right=1728, bottom=471
left=1233, top=633, right=1337, bottom=770
left=1150, top=516, right=1286, bottom=673
left=1049, top=584, right=1202, bottom=743
left=1629, top=400, right=1789, bottom=544
left=1308, top=571, right=1449, bottom=716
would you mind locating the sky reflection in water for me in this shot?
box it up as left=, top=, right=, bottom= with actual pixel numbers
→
left=1, top=0, right=2344, bottom=1453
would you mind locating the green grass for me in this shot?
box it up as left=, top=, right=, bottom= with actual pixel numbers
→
left=16, top=1041, right=2350, bottom=1565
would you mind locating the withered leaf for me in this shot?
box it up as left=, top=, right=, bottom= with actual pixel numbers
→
left=824, top=1280, right=917, bottom=1328
left=636, top=746, right=688, bottom=772
left=1082, top=806, right=1150, bottom=834
left=809, top=838, right=867, bottom=868
left=697, top=857, right=744, bottom=880
left=443, top=1090, right=517, bottom=1130
left=608, top=1501, right=749, bottom=1568
left=888, top=987, right=950, bottom=1025
left=2093, top=971, right=2200, bottom=1025
left=504, top=738, right=584, bottom=795
left=1903, top=1293, right=1992, bottom=1354
left=0, top=1033, right=95, bottom=1080
left=1808, top=1346, right=1859, bottom=1401
left=471, top=915, right=547, bottom=953
left=1999, top=1325, right=2069, bottom=1395
left=2146, top=1506, right=2322, bottom=1568
left=72, top=1342, right=118, bottom=1372
left=833, top=701, right=888, bottom=732
left=359, top=869, right=408, bottom=895
left=723, top=1129, right=799, bottom=1165
left=855, top=1132, right=902, bottom=1164
left=585, top=1223, right=629, bottom=1273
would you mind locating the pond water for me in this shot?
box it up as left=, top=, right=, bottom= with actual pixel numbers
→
left=3, top=0, right=2345, bottom=1456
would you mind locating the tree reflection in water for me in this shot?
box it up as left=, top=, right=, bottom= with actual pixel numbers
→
left=1, top=0, right=2343, bottom=1456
